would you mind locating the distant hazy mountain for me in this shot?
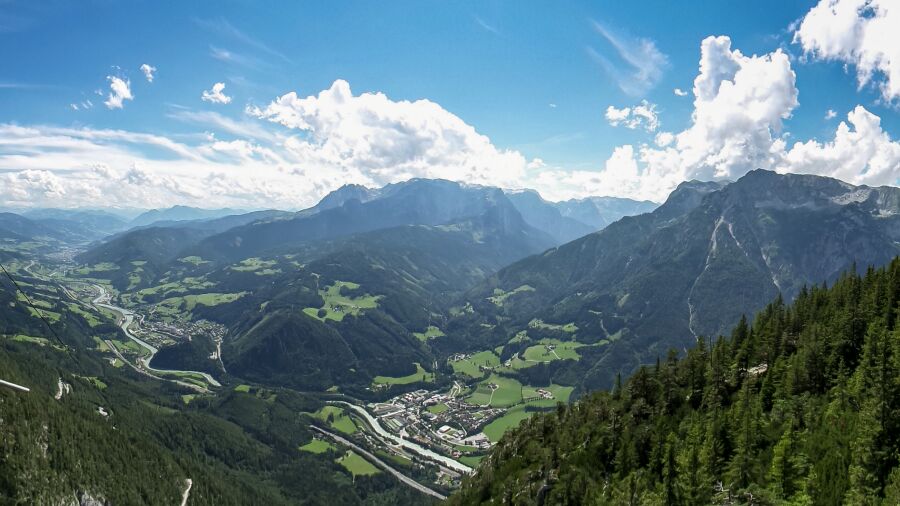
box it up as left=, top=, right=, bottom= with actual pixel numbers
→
left=193, top=179, right=554, bottom=262
left=506, top=190, right=658, bottom=245
left=0, top=212, right=59, bottom=241
left=464, top=170, right=900, bottom=393
left=129, top=205, right=247, bottom=228
left=555, top=195, right=658, bottom=230
left=21, top=208, right=130, bottom=240
left=505, top=190, right=597, bottom=245
left=0, top=211, right=122, bottom=244
left=75, top=210, right=290, bottom=287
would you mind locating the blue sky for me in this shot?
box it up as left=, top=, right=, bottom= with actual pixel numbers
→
left=1, top=0, right=899, bottom=209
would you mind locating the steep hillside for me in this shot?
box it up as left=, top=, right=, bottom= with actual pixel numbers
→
left=0, top=263, right=431, bottom=505
left=451, top=259, right=900, bottom=505
left=458, top=170, right=900, bottom=393
left=223, top=202, right=556, bottom=393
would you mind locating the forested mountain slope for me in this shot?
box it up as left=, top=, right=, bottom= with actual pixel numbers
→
left=0, top=269, right=431, bottom=505
left=462, top=170, right=900, bottom=393
left=451, top=258, right=900, bottom=505
left=222, top=201, right=556, bottom=393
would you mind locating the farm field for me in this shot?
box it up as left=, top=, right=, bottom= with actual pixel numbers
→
left=465, top=374, right=522, bottom=408
left=450, top=350, right=500, bottom=378
left=487, top=285, right=535, bottom=306
left=336, top=451, right=379, bottom=477
left=372, top=363, right=434, bottom=385
left=303, top=281, right=380, bottom=322
left=229, top=257, right=277, bottom=272
left=314, top=406, right=358, bottom=435
left=521, top=339, right=585, bottom=362
left=299, top=439, right=336, bottom=454
left=528, top=318, right=578, bottom=333
left=413, top=325, right=444, bottom=342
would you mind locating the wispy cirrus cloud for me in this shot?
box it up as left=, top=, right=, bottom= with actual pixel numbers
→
left=196, top=17, right=291, bottom=63
left=209, top=45, right=267, bottom=70
left=588, top=20, right=668, bottom=96
left=166, top=107, right=277, bottom=142
left=474, top=16, right=499, bottom=35
left=0, top=81, right=59, bottom=90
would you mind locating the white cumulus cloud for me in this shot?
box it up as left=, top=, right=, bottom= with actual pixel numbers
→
left=104, top=76, right=133, bottom=109
left=674, top=88, right=688, bottom=96
left=248, top=79, right=532, bottom=189
left=140, top=64, right=157, bottom=83
left=826, top=109, right=838, bottom=119
left=794, top=0, right=900, bottom=103
left=782, top=105, right=900, bottom=186
left=201, top=82, right=232, bottom=104
left=605, top=100, right=660, bottom=132
left=538, top=34, right=900, bottom=202
left=0, top=80, right=541, bottom=209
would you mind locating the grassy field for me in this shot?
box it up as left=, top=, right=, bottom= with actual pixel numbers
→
left=528, top=319, right=578, bottom=333
left=450, top=351, right=500, bottom=378
left=111, top=339, right=150, bottom=358
left=137, top=277, right=215, bottom=298
left=497, top=354, right=536, bottom=371
left=19, top=297, right=61, bottom=322
left=482, top=404, right=535, bottom=442
left=507, top=330, right=529, bottom=344
left=76, top=375, right=108, bottom=390
left=375, top=450, right=413, bottom=468
left=427, top=403, right=449, bottom=414
left=459, top=454, right=485, bottom=468
left=299, top=439, right=336, bottom=454
left=373, top=363, right=434, bottom=385
left=230, top=257, right=277, bottom=272
left=303, top=281, right=381, bottom=322
left=522, top=339, right=585, bottom=362
left=73, top=262, right=119, bottom=275
left=234, top=384, right=252, bottom=393
left=154, top=292, right=247, bottom=318
left=487, top=285, right=535, bottom=306
left=480, top=384, right=573, bottom=442
left=314, top=406, right=358, bottom=435
left=413, top=325, right=445, bottom=342
left=336, top=451, right=380, bottom=477
left=178, top=256, right=209, bottom=266
left=466, top=374, right=522, bottom=408
left=66, top=303, right=101, bottom=326
left=522, top=384, right=574, bottom=402
left=8, top=334, right=51, bottom=346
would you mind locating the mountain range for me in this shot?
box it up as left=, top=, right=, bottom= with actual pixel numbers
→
left=463, top=169, right=900, bottom=392
left=5, top=169, right=900, bottom=503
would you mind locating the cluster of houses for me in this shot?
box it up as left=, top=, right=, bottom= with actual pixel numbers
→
left=371, top=389, right=500, bottom=455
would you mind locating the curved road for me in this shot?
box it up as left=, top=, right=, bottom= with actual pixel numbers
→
left=92, top=285, right=221, bottom=387
left=311, top=425, right=446, bottom=500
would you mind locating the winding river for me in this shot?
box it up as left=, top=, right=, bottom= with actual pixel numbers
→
left=332, top=401, right=472, bottom=474
left=92, top=285, right=222, bottom=387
